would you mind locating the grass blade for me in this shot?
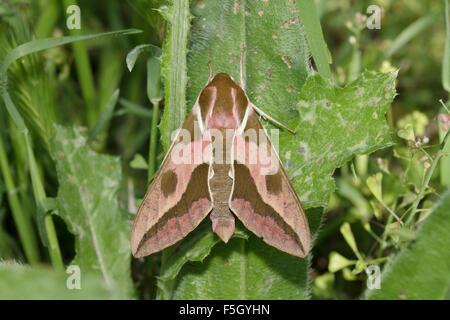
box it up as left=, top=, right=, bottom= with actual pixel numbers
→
left=381, top=9, right=442, bottom=61
left=88, top=89, right=120, bottom=144
left=443, top=0, right=450, bottom=92
left=295, top=0, right=332, bottom=78
left=117, top=98, right=153, bottom=119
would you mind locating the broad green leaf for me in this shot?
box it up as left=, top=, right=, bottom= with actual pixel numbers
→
left=439, top=112, right=450, bottom=187
left=158, top=0, right=396, bottom=300
left=49, top=124, right=134, bottom=298
left=367, top=189, right=450, bottom=300
left=187, top=0, right=310, bottom=123
left=170, top=208, right=323, bottom=299
left=158, top=222, right=250, bottom=283
left=158, top=0, right=313, bottom=299
left=156, top=221, right=250, bottom=299
left=285, top=71, right=396, bottom=208
left=0, top=262, right=116, bottom=299
left=172, top=236, right=310, bottom=300
left=147, top=56, right=163, bottom=105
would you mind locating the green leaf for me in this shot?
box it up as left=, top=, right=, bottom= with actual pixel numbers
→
left=328, top=251, right=355, bottom=273
left=156, top=221, right=250, bottom=299
left=397, top=124, right=415, bottom=141
left=340, top=222, right=359, bottom=256
left=49, top=124, right=134, bottom=298
left=167, top=207, right=323, bottom=299
left=0, top=262, right=117, bottom=299
left=312, top=272, right=335, bottom=299
left=158, top=0, right=396, bottom=300
left=187, top=0, right=310, bottom=125
left=147, top=56, right=163, bottom=105
left=286, top=71, right=396, bottom=208
left=366, top=172, right=383, bottom=203
left=126, top=44, right=161, bottom=72
left=367, top=189, right=450, bottom=300
left=130, top=153, right=148, bottom=170
left=36, top=197, right=60, bottom=247
left=172, top=236, right=310, bottom=299
left=158, top=0, right=313, bottom=299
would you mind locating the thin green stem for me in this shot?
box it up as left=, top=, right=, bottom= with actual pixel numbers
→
left=25, top=134, right=64, bottom=270
left=148, top=100, right=160, bottom=183
left=295, top=0, right=332, bottom=78
left=160, top=0, right=190, bottom=151
left=44, top=213, right=64, bottom=270
left=36, top=0, right=60, bottom=38
left=406, top=130, right=450, bottom=226
left=0, top=136, right=40, bottom=264
left=62, top=0, right=97, bottom=127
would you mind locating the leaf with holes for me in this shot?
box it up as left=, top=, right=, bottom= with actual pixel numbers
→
left=49, top=124, right=134, bottom=298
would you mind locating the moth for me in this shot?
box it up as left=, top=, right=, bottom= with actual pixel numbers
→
left=131, top=49, right=310, bottom=258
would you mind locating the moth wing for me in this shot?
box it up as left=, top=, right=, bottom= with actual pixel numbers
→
left=131, top=109, right=213, bottom=258
left=230, top=108, right=310, bottom=257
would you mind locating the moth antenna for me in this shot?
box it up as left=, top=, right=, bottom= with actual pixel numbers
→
left=208, top=61, right=213, bottom=83
left=239, top=44, right=246, bottom=89
left=250, top=103, right=296, bottom=134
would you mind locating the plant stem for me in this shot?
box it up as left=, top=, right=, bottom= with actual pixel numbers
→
left=406, top=130, right=450, bottom=226
left=295, top=0, right=332, bottom=78
left=36, top=0, right=60, bottom=38
left=25, top=134, right=64, bottom=270
left=148, top=100, right=160, bottom=183
left=0, top=136, right=40, bottom=265
left=159, top=0, right=190, bottom=151
left=62, top=0, right=98, bottom=127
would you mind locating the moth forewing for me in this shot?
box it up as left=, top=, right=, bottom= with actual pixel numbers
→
left=130, top=96, right=213, bottom=258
